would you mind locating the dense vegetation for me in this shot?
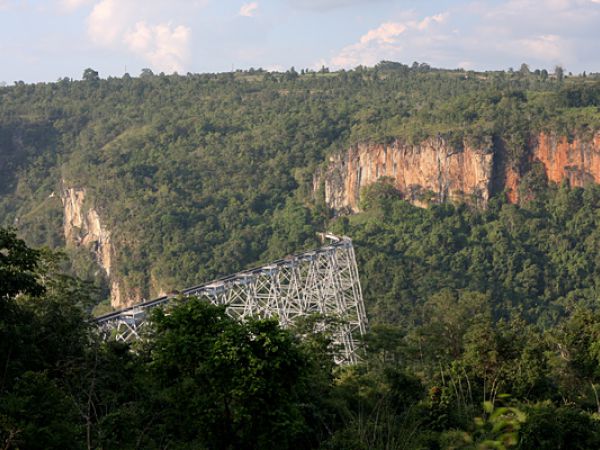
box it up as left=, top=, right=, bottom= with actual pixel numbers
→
left=2, top=64, right=600, bottom=305
left=5, top=182, right=600, bottom=448
left=4, top=64, right=600, bottom=447
left=347, top=179, right=600, bottom=327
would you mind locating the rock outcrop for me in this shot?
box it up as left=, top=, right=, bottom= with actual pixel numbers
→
left=62, top=187, right=124, bottom=308
left=317, top=138, right=494, bottom=212
left=317, top=132, right=600, bottom=212
left=533, top=132, right=600, bottom=186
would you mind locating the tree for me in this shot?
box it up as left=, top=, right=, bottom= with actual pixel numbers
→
left=0, top=229, right=90, bottom=447
left=519, top=403, right=600, bottom=450
left=519, top=63, right=530, bottom=76
left=146, top=299, right=322, bottom=449
left=140, top=68, right=154, bottom=78
left=1, top=372, right=82, bottom=449
left=359, top=177, right=403, bottom=213
left=555, top=65, right=564, bottom=82
left=0, top=228, right=44, bottom=301
left=286, top=66, right=299, bottom=81
left=414, top=289, right=491, bottom=362
left=82, top=68, right=99, bottom=82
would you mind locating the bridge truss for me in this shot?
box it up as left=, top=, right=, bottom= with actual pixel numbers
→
left=94, top=234, right=368, bottom=364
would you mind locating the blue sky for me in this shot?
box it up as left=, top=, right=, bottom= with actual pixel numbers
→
left=2, top=0, right=600, bottom=82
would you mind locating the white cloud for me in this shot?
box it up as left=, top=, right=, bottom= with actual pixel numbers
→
left=331, top=12, right=449, bottom=68
left=87, top=0, right=131, bottom=46
left=86, top=0, right=192, bottom=73
left=359, top=22, right=407, bottom=45
left=328, top=1, right=600, bottom=72
left=124, top=22, right=191, bottom=73
left=516, top=35, right=565, bottom=61
left=239, top=2, right=258, bottom=17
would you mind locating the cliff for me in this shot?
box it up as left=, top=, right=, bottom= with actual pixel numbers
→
left=533, top=132, right=600, bottom=186
left=317, top=138, right=494, bottom=212
left=61, top=187, right=125, bottom=308
left=317, top=132, right=600, bottom=212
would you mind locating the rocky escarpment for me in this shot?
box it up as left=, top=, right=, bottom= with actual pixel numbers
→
left=533, top=132, right=600, bottom=186
left=61, top=187, right=124, bottom=308
left=316, top=138, right=494, bottom=212
left=317, top=132, right=600, bottom=211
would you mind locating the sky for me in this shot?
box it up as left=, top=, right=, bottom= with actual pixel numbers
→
left=2, top=0, right=600, bottom=83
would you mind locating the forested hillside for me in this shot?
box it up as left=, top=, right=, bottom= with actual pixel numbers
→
left=2, top=64, right=600, bottom=310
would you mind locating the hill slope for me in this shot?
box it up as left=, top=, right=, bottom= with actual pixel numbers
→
left=2, top=64, right=600, bottom=311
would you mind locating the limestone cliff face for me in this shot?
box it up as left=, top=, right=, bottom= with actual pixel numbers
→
left=500, top=132, right=600, bottom=203
left=317, top=132, right=600, bottom=212
left=317, top=138, right=494, bottom=212
left=62, top=187, right=124, bottom=308
left=63, top=188, right=112, bottom=275
left=532, top=132, right=600, bottom=186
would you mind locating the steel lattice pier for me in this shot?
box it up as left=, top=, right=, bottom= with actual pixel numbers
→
left=94, top=234, right=368, bottom=364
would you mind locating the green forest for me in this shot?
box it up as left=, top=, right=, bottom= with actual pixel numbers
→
left=2, top=64, right=600, bottom=304
left=3, top=64, right=600, bottom=448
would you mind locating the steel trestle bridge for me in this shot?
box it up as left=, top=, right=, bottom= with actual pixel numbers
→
left=94, top=234, right=368, bottom=364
